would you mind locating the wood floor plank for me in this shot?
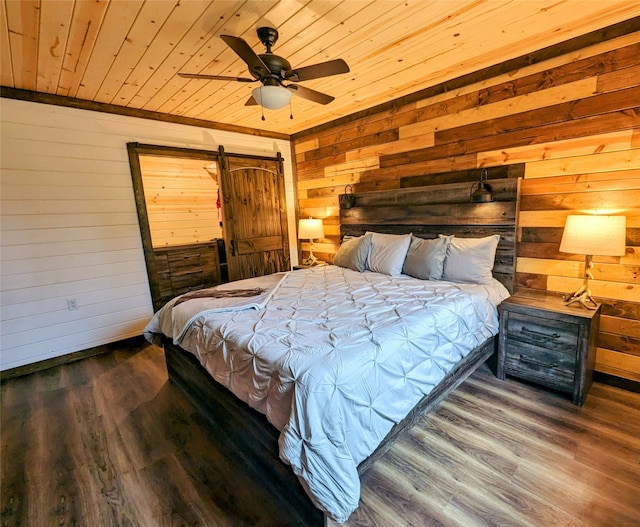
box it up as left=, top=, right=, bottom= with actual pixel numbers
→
left=139, top=454, right=223, bottom=527
left=2, top=343, right=639, bottom=527
left=414, top=425, right=575, bottom=527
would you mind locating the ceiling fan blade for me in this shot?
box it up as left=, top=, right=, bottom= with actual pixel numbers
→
left=178, top=72, right=255, bottom=82
left=245, top=95, right=258, bottom=106
left=221, top=34, right=270, bottom=77
left=286, top=59, right=349, bottom=82
left=286, top=84, right=335, bottom=105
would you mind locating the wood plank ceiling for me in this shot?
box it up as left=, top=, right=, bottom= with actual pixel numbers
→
left=2, top=0, right=639, bottom=136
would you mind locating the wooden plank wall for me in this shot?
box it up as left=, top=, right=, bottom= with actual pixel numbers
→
left=138, top=155, right=222, bottom=248
left=292, top=33, right=640, bottom=382
left=0, top=98, right=295, bottom=372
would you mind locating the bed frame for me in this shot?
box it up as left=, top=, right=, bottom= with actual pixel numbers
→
left=163, top=168, right=521, bottom=525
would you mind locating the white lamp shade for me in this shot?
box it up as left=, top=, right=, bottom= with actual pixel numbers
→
left=252, top=85, right=292, bottom=109
left=559, top=215, right=626, bottom=256
left=298, top=218, right=324, bottom=240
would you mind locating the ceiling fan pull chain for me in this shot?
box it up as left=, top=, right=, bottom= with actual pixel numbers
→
left=260, top=86, right=266, bottom=121
left=289, top=99, right=293, bottom=120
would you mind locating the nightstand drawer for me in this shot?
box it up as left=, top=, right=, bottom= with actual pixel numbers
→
left=504, top=341, right=575, bottom=392
left=506, top=312, right=579, bottom=353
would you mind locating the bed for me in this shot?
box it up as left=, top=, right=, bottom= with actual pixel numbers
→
left=144, top=172, right=520, bottom=525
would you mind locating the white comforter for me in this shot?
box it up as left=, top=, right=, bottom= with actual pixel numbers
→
left=144, top=265, right=509, bottom=523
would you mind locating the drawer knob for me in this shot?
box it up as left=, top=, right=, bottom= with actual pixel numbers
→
left=521, top=326, right=560, bottom=339
left=183, top=253, right=201, bottom=258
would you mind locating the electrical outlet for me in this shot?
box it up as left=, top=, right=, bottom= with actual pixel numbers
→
left=67, top=298, right=78, bottom=311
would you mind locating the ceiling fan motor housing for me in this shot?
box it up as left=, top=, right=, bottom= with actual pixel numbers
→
left=258, top=54, right=291, bottom=80
left=254, top=27, right=290, bottom=81
left=257, top=27, right=279, bottom=51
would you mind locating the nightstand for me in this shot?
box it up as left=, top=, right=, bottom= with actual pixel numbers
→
left=497, top=293, right=600, bottom=406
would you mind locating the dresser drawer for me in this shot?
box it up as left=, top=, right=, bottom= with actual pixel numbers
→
left=504, top=341, right=575, bottom=392
left=505, top=312, right=579, bottom=353
left=167, top=246, right=219, bottom=293
left=167, top=248, right=210, bottom=269
left=171, top=271, right=206, bottom=294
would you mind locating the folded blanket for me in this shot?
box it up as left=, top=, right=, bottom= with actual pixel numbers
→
left=145, top=272, right=287, bottom=346
left=173, top=287, right=266, bottom=306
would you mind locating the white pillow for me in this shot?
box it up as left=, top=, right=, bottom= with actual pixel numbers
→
left=402, top=235, right=451, bottom=280
left=365, top=232, right=412, bottom=276
left=442, top=235, right=500, bottom=284
left=333, top=234, right=371, bottom=272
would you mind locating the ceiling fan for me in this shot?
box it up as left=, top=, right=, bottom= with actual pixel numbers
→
left=178, top=27, right=350, bottom=110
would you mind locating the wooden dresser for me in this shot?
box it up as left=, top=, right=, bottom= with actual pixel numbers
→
left=497, top=293, right=600, bottom=406
left=152, top=242, right=223, bottom=310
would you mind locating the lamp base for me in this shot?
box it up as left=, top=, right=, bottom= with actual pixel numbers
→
left=564, top=254, right=598, bottom=310
left=565, top=289, right=598, bottom=310
left=302, top=253, right=319, bottom=266
left=301, top=235, right=323, bottom=266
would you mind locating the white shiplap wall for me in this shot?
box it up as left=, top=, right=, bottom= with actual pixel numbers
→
left=0, top=98, right=295, bottom=370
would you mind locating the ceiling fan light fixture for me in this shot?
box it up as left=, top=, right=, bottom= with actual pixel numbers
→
left=252, top=85, right=291, bottom=109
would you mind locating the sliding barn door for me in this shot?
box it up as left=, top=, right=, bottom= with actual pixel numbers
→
left=218, top=151, right=290, bottom=281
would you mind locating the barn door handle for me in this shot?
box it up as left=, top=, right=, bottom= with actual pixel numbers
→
left=230, top=240, right=236, bottom=256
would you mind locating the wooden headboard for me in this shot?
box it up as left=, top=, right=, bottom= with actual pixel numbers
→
left=339, top=173, right=520, bottom=293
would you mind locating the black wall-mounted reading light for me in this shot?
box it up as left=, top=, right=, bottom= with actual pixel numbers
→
left=471, top=169, right=493, bottom=203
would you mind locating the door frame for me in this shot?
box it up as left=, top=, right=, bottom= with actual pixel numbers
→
left=127, top=143, right=220, bottom=308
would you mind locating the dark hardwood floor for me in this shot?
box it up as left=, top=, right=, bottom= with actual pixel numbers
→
left=2, top=341, right=639, bottom=527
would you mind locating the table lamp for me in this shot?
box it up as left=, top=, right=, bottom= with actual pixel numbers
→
left=559, top=214, right=626, bottom=309
left=298, top=218, right=324, bottom=266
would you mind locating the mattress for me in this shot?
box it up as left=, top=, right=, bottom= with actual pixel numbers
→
left=144, top=265, right=509, bottom=522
